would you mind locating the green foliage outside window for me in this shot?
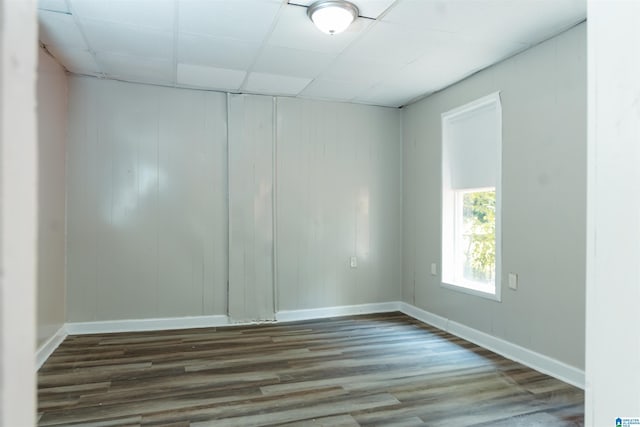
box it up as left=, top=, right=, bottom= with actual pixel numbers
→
left=462, top=190, right=496, bottom=283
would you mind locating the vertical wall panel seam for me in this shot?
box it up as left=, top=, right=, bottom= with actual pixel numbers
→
left=63, top=74, right=70, bottom=323
left=272, top=96, right=279, bottom=315
left=155, top=107, right=160, bottom=317
left=399, top=109, right=404, bottom=302
left=94, top=88, right=102, bottom=321
left=201, top=93, right=206, bottom=316
left=225, top=92, right=231, bottom=317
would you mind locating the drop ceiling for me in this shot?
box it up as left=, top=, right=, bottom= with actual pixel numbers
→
left=38, top=0, right=586, bottom=108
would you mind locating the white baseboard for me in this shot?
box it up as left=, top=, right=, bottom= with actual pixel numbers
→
left=400, top=302, right=450, bottom=331
left=66, top=314, right=230, bottom=335
left=275, top=302, right=401, bottom=323
left=398, top=302, right=585, bottom=389
left=36, top=325, right=67, bottom=370
left=63, top=304, right=401, bottom=336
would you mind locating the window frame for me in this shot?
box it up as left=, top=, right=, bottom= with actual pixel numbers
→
left=441, top=92, right=502, bottom=302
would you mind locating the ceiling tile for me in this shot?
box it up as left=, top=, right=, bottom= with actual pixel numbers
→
left=244, top=72, right=312, bottom=96
left=38, top=0, right=70, bottom=14
left=381, top=0, right=482, bottom=33
left=459, top=0, right=585, bottom=45
left=268, top=4, right=372, bottom=54
left=97, top=53, right=174, bottom=83
left=177, top=63, right=246, bottom=91
left=178, top=0, right=282, bottom=42
left=39, top=10, right=87, bottom=48
left=393, top=33, right=527, bottom=92
left=320, top=56, right=397, bottom=85
left=380, top=61, right=468, bottom=99
left=300, top=78, right=373, bottom=101
left=81, top=19, right=173, bottom=59
left=45, top=45, right=102, bottom=75
left=354, top=83, right=425, bottom=107
left=177, top=33, right=261, bottom=70
left=253, top=46, right=337, bottom=78
left=346, top=21, right=429, bottom=64
left=289, top=0, right=398, bottom=19
left=365, top=34, right=522, bottom=105
left=68, top=0, right=174, bottom=31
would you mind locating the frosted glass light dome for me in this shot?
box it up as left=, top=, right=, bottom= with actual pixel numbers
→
left=307, top=1, right=359, bottom=35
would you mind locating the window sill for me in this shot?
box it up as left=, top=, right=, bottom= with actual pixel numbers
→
left=441, top=281, right=501, bottom=302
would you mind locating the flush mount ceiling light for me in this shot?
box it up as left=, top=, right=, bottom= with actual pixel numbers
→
left=307, top=0, right=359, bottom=35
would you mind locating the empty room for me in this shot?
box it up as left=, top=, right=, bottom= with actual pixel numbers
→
left=2, top=0, right=639, bottom=426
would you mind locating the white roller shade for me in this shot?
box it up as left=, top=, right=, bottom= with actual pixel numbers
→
left=442, top=93, right=501, bottom=190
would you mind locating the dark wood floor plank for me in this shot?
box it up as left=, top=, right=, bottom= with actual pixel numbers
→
left=140, top=386, right=350, bottom=426
left=37, top=312, right=583, bottom=426
left=190, top=393, right=401, bottom=427
left=276, top=414, right=360, bottom=427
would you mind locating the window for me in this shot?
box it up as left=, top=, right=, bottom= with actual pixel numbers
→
left=442, top=93, right=502, bottom=300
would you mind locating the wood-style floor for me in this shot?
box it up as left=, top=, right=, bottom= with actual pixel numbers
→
left=37, top=312, right=584, bottom=426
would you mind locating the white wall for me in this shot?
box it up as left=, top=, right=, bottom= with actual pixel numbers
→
left=0, top=0, right=38, bottom=424
left=66, top=77, right=229, bottom=321
left=402, top=23, right=586, bottom=369
left=36, top=47, right=67, bottom=346
left=277, top=98, right=402, bottom=310
left=66, top=79, right=402, bottom=321
left=586, top=2, right=640, bottom=424
left=228, top=94, right=275, bottom=322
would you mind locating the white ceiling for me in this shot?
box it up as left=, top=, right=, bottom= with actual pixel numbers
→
left=38, top=0, right=586, bottom=108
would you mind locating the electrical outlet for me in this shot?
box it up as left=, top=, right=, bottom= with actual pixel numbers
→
left=350, top=256, right=357, bottom=268
left=508, top=273, right=518, bottom=290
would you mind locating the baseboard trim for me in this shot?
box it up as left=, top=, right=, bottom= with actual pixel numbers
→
left=400, top=302, right=450, bottom=331
left=66, top=315, right=230, bottom=335
left=398, top=302, right=585, bottom=389
left=276, top=302, right=401, bottom=322
left=36, top=325, right=67, bottom=370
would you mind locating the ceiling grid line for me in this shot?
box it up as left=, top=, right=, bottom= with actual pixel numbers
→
left=37, top=0, right=586, bottom=108
left=238, top=1, right=290, bottom=95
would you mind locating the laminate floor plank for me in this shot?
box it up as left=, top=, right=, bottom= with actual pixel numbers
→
left=277, top=414, right=360, bottom=427
left=38, top=312, right=583, bottom=426
left=140, top=386, right=350, bottom=426
left=190, top=393, right=401, bottom=427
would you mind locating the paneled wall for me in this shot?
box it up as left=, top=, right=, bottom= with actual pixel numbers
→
left=67, top=77, right=228, bottom=321
left=66, top=79, right=402, bottom=321
left=402, top=23, right=586, bottom=369
left=228, top=94, right=275, bottom=322
left=37, top=48, right=67, bottom=345
left=276, top=98, right=402, bottom=310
